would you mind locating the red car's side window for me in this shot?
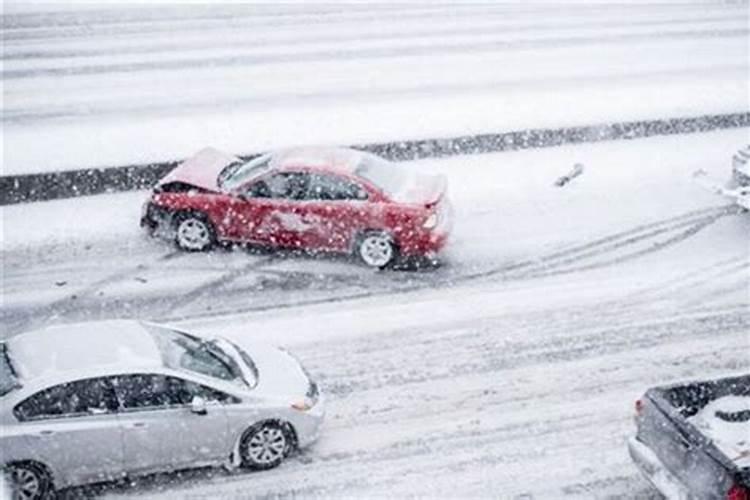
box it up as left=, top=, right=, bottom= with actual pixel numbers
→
left=245, top=172, right=309, bottom=201
left=307, top=174, right=368, bottom=201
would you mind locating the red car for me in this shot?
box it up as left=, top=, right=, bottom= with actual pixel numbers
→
left=141, top=147, right=452, bottom=268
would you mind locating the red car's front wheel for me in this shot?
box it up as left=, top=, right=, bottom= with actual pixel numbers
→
left=174, top=212, right=216, bottom=252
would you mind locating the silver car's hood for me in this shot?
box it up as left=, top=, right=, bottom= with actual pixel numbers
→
left=220, top=338, right=310, bottom=398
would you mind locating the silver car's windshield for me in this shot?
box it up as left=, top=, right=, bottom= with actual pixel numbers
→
left=147, top=326, right=245, bottom=385
left=354, top=153, right=409, bottom=197
left=219, top=154, right=272, bottom=191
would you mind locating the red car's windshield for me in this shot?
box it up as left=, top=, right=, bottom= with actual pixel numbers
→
left=219, top=154, right=272, bottom=191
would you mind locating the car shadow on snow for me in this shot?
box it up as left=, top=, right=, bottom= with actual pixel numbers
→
left=218, top=241, right=445, bottom=273
left=56, top=463, right=275, bottom=499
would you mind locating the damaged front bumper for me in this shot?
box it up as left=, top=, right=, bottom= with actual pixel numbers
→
left=140, top=202, right=175, bottom=233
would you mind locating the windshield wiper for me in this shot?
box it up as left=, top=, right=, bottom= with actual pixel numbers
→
left=210, top=339, right=258, bottom=389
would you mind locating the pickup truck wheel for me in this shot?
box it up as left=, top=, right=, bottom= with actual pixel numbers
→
left=174, top=212, right=216, bottom=252
left=356, top=231, right=397, bottom=269
left=5, top=462, right=51, bottom=500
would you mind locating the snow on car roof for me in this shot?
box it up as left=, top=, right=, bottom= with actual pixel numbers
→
left=272, top=146, right=366, bottom=173
left=6, top=320, right=162, bottom=383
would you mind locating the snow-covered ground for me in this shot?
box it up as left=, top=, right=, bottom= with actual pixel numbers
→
left=2, top=2, right=748, bottom=174
left=2, top=129, right=749, bottom=498
left=2, top=2, right=750, bottom=499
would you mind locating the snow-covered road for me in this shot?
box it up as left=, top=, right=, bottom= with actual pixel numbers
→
left=2, top=2, right=749, bottom=498
left=3, top=130, right=749, bottom=498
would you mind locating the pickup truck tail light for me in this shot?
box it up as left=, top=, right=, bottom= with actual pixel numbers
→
left=727, top=483, right=749, bottom=500
left=635, top=398, right=644, bottom=416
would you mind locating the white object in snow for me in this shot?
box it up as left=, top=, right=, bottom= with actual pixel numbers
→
left=692, top=168, right=750, bottom=210
left=554, top=163, right=585, bottom=187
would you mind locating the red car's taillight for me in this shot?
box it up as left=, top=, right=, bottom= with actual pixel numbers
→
left=727, top=483, right=749, bottom=500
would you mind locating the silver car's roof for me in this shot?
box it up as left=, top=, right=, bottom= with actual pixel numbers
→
left=6, top=320, right=162, bottom=384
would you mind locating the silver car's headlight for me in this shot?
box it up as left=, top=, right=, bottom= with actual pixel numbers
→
left=291, top=397, right=316, bottom=412
left=291, top=381, right=319, bottom=411
left=423, top=213, right=438, bottom=229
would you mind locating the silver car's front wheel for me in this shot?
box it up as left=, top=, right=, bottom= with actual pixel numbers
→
left=174, top=213, right=215, bottom=252
left=357, top=232, right=396, bottom=269
left=6, top=463, right=50, bottom=500
left=240, top=422, right=291, bottom=470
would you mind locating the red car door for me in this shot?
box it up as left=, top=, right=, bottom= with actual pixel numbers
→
left=298, top=173, right=371, bottom=252
left=229, top=172, right=311, bottom=248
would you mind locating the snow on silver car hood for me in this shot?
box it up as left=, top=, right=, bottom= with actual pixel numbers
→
left=229, top=339, right=310, bottom=398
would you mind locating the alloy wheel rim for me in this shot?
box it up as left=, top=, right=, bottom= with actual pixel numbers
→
left=177, top=218, right=210, bottom=250
left=247, top=427, right=286, bottom=464
left=11, top=468, right=40, bottom=500
left=360, top=235, right=392, bottom=267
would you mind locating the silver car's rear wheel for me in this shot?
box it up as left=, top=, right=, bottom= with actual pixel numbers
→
left=174, top=213, right=215, bottom=252
left=357, top=232, right=396, bottom=269
left=240, top=422, right=291, bottom=470
left=6, top=463, right=50, bottom=500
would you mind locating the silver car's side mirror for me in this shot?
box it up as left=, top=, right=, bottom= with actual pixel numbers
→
left=190, top=396, right=207, bottom=415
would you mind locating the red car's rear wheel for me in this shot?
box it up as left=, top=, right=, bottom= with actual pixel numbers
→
left=357, top=231, right=397, bottom=269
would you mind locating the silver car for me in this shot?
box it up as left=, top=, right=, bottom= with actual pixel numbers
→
left=0, top=320, right=324, bottom=500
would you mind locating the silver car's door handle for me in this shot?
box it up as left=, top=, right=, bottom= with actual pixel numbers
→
left=126, top=422, right=147, bottom=429
left=38, top=430, right=54, bottom=436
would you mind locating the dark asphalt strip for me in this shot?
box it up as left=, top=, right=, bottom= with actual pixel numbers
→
left=2, top=112, right=749, bottom=205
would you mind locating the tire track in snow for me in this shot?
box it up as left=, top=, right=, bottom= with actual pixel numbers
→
left=0, top=249, right=183, bottom=335
left=1, top=204, right=741, bottom=335
left=96, top=306, right=749, bottom=499
left=4, top=4, right=728, bottom=43
left=161, top=255, right=278, bottom=315
left=4, top=27, right=747, bottom=80
left=165, top=204, right=738, bottom=323
left=623, top=253, right=749, bottom=305
left=5, top=14, right=740, bottom=61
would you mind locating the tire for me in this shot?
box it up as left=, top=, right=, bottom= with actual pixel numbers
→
left=5, top=462, right=52, bottom=500
left=173, top=212, right=216, bottom=252
left=239, top=422, right=292, bottom=471
left=356, top=231, right=397, bottom=269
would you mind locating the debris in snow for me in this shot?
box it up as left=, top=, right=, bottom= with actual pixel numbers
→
left=554, top=163, right=584, bottom=187
left=54, top=281, right=67, bottom=287
left=688, top=395, right=750, bottom=467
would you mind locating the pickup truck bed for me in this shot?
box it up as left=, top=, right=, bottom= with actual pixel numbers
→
left=629, top=374, right=750, bottom=499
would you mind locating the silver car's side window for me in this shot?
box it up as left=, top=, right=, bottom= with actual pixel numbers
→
left=112, top=374, right=236, bottom=412
left=13, top=377, right=117, bottom=422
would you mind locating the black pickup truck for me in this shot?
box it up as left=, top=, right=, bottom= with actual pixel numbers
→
left=629, top=373, right=750, bottom=499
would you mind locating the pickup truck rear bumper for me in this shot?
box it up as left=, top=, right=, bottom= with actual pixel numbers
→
left=628, top=437, right=692, bottom=500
